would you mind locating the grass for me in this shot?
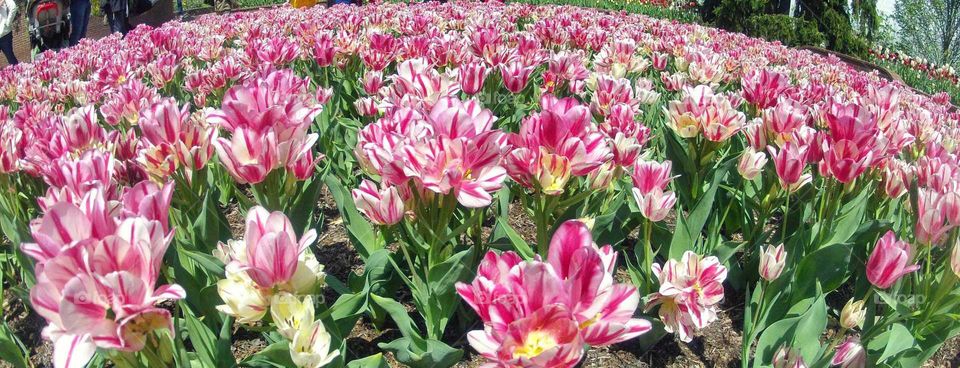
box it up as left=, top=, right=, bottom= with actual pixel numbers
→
left=180, top=0, right=287, bottom=11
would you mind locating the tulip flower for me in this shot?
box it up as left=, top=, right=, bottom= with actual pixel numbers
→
left=738, top=147, right=768, bottom=180
left=742, top=69, right=791, bottom=109
left=458, top=220, right=649, bottom=366
left=352, top=180, right=405, bottom=225
left=458, top=61, right=489, bottom=95
left=840, top=298, right=866, bottom=329
left=831, top=337, right=866, bottom=368
left=866, top=231, right=920, bottom=289
left=768, top=142, right=811, bottom=192
left=290, top=320, right=340, bottom=368
left=665, top=85, right=745, bottom=142
left=773, top=346, right=807, bottom=368
left=646, top=251, right=727, bottom=342
left=500, top=60, right=535, bottom=93
left=271, top=293, right=315, bottom=340
left=634, top=188, right=677, bottom=222
left=759, top=243, right=786, bottom=281
left=217, top=264, right=270, bottom=324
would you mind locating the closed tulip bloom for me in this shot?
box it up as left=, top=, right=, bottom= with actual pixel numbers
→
left=290, top=320, right=340, bottom=368
left=634, top=188, right=677, bottom=222
left=831, top=337, right=866, bottom=368
left=458, top=61, right=489, bottom=95
left=738, top=147, right=768, bottom=180
left=500, top=60, right=534, bottom=93
left=361, top=71, right=383, bottom=96
left=631, top=159, right=673, bottom=196
left=768, top=142, right=810, bottom=192
left=840, top=298, right=866, bottom=329
left=759, top=243, right=786, bottom=281
left=866, top=231, right=920, bottom=289
left=773, top=346, right=807, bottom=368
left=352, top=180, right=405, bottom=225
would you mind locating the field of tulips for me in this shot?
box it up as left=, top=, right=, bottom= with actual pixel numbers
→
left=1, top=1, right=960, bottom=367
left=868, top=48, right=960, bottom=107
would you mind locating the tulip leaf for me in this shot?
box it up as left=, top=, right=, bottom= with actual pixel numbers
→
left=867, top=322, right=915, bottom=364
left=288, top=176, right=325, bottom=235
left=322, top=173, right=380, bottom=259
left=752, top=294, right=827, bottom=368
left=490, top=217, right=536, bottom=260
left=239, top=341, right=296, bottom=368
left=378, top=337, right=463, bottom=368
left=823, top=189, right=870, bottom=247
left=346, top=353, right=390, bottom=368
left=182, top=303, right=235, bottom=368
left=0, top=322, right=28, bottom=368
left=792, top=242, right=852, bottom=298
left=370, top=294, right=425, bottom=345
left=669, top=167, right=726, bottom=260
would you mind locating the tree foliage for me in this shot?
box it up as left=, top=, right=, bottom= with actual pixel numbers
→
left=894, top=0, right=960, bottom=67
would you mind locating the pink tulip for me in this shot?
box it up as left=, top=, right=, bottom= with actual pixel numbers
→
left=646, top=251, right=727, bottom=342
left=631, top=159, right=673, bottom=196
left=458, top=220, right=650, bottom=365
left=458, top=61, right=489, bottom=95
left=763, top=98, right=809, bottom=137
left=60, top=106, right=106, bottom=152
left=312, top=32, right=337, bottom=67
left=741, top=69, right=791, bottom=109
left=882, top=159, right=913, bottom=199
left=403, top=136, right=507, bottom=208
left=500, top=60, right=534, bottom=93
left=665, top=85, right=745, bottom=142
left=427, top=97, right=497, bottom=140
left=866, top=231, right=920, bottom=289
left=916, top=189, right=953, bottom=246
left=99, top=80, right=160, bottom=126
left=362, top=71, right=384, bottom=96
left=738, top=147, right=768, bottom=180
left=214, top=129, right=279, bottom=185
left=121, top=181, right=174, bottom=231
left=352, top=180, right=406, bottom=225
left=590, top=75, right=635, bottom=117
left=0, top=121, right=21, bottom=173
left=240, top=207, right=318, bottom=289
left=773, top=346, right=807, bottom=368
left=831, top=337, right=866, bottom=368
left=768, top=142, right=810, bottom=191
left=634, top=188, right=677, bottom=222
left=468, top=305, right=584, bottom=368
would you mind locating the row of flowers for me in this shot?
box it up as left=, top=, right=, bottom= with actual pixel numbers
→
left=0, top=1, right=958, bottom=368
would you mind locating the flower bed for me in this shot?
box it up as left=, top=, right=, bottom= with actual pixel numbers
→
left=0, top=2, right=959, bottom=368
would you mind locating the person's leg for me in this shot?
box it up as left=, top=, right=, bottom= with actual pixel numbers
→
left=0, top=33, right=17, bottom=66
left=69, top=0, right=91, bottom=45
left=108, top=11, right=129, bottom=35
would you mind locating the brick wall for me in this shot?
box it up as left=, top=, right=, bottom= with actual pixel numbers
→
left=1, top=0, right=175, bottom=67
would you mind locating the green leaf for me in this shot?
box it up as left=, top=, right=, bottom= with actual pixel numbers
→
left=866, top=323, right=915, bottom=364
left=824, top=189, right=870, bottom=246
left=180, top=248, right=226, bottom=276
left=182, top=303, right=235, bottom=368
left=753, top=295, right=827, bottom=367
left=346, top=354, right=390, bottom=368
left=322, top=174, right=380, bottom=259
left=370, top=294, right=424, bottom=345
left=489, top=217, right=536, bottom=260
left=669, top=168, right=727, bottom=259
left=792, top=242, right=852, bottom=297
left=0, top=323, right=28, bottom=368
left=239, top=341, right=296, bottom=368
left=289, top=177, right=325, bottom=235
left=378, top=337, right=463, bottom=368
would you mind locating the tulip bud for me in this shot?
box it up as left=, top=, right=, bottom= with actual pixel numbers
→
left=840, top=298, right=866, bottom=329
left=458, top=61, right=489, bottom=95
left=738, top=147, right=768, bottom=181
left=758, top=243, right=786, bottom=281
left=361, top=71, right=383, bottom=96
left=772, top=346, right=806, bottom=368
left=271, top=293, right=315, bottom=340
left=354, top=97, right=379, bottom=117
left=867, top=231, right=920, bottom=289
left=316, top=87, right=333, bottom=105
left=831, top=337, right=866, bottom=368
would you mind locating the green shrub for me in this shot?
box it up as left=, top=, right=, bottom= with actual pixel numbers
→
left=746, top=14, right=824, bottom=47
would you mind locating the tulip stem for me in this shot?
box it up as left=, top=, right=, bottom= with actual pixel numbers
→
left=781, top=194, right=789, bottom=246
left=643, top=219, right=654, bottom=292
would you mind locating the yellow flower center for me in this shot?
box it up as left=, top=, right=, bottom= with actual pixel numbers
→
left=513, top=330, right=558, bottom=359
left=579, top=313, right=602, bottom=329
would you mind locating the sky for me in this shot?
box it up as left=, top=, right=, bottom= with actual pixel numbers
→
left=877, top=0, right=896, bottom=15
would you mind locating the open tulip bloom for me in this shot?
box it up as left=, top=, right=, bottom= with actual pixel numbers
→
left=1, top=1, right=959, bottom=368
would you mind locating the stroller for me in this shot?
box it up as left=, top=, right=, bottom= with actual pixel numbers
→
left=27, top=0, right=71, bottom=51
